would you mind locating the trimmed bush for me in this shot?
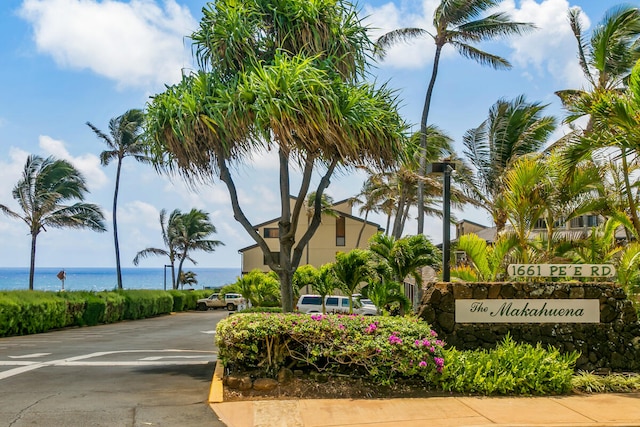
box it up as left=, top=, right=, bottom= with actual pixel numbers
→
left=0, top=291, right=67, bottom=335
left=168, top=290, right=187, bottom=311
left=438, top=335, right=578, bottom=395
left=216, top=313, right=445, bottom=385
left=121, top=290, right=173, bottom=319
left=239, top=307, right=283, bottom=314
left=98, top=292, right=126, bottom=323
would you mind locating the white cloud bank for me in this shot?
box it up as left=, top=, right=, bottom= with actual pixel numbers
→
left=18, top=0, right=197, bottom=89
left=364, top=0, right=591, bottom=88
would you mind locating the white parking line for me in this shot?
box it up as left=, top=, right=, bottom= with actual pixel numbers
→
left=8, top=353, right=51, bottom=359
left=0, top=349, right=217, bottom=380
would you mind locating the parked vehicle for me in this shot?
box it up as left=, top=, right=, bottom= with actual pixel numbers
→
left=197, top=293, right=244, bottom=311
left=295, top=294, right=377, bottom=315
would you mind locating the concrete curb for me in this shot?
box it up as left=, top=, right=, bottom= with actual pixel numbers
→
left=209, top=360, right=224, bottom=403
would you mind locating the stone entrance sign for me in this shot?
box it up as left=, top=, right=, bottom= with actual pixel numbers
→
left=456, top=299, right=600, bottom=323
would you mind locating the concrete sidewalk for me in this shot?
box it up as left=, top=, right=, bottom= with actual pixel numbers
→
left=210, top=393, right=640, bottom=427
left=208, top=363, right=640, bottom=427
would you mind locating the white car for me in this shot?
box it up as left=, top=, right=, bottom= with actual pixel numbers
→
left=295, top=294, right=377, bottom=315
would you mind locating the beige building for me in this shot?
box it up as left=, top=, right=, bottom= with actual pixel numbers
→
left=238, top=197, right=383, bottom=274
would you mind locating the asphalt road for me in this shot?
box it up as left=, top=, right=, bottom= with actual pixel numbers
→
left=0, top=309, right=230, bottom=427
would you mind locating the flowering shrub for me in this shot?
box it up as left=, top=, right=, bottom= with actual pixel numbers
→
left=216, top=313, right=446, bottom=385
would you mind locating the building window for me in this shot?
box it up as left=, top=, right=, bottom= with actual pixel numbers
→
left=336, top=216, right=346, bottom=246
left=570, top=216, right=585, bottom=229
left=263, top=252, right=280, bottom=265
left=586, top=215, right=600, bottom=227
left=263, top=227, right=279, bottom=238
left=534, top=218, right=547, bottom=230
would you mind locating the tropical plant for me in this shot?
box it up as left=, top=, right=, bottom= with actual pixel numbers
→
left=330, top=249, right=373, bottom=313
left=292, top=264, right=320, bottom=296
left=178, top=270, right=198, bottom=289
left=376, top=0, right=533, bottom=233
left=132, top=209, right=184, bottom=288
left=145, top=0, right=407, bottom=312
left=0, top=155, right=106, bottom=290
left=88, top=108, right=148, bottom=289
left=462, top=95, right=556, bottom=232
left=450, top=233, right=518, bottom=282
left=314, top=264, right=339, bottom=314
left=368, top=233, right=440, bottom=286
left=556, top=5, right=640, bottom=235
left=617, top=242, right=640, bottom=296
left=557, top=5, right=640, bottom=116
left=171, top=209, right=224, bottom=290
left=361, top=263, right=410, bottom=315
left=228, top=269, right=280, bottom=307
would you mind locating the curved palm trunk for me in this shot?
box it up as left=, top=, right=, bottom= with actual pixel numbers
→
left=621, top=150, right=640, bottom=235
left=176, top=256, right=187, bottom=290
left=29, top=232, right=38, bottom=291
left=113, top=158, right=123, bottom=289
left=417, top=43, right=443, bottom=234
left=355, top=209, right=369, bottom=247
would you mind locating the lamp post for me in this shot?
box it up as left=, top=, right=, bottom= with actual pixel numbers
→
left=427, top=160, right=456, bottom=282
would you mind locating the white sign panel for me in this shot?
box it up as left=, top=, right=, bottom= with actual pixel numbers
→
left=456, top=299, right=600, bottom=323
left=508, top=264, right=615, bottom=278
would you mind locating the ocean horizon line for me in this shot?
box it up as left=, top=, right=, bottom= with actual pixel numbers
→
left=0, top=267, right=242, bottom=292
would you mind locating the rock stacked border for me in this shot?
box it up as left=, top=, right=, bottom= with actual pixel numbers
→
left=417, top=282, right=640, bottom=371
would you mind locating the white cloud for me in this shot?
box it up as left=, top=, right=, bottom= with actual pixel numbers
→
left=0, top=147, right=30, bottom=205
left=363, top=0, right=437, bottom=69
left=118, top=200, right=159, bottom=226
left=38, top=135, right=108, bottom=190
left=502, top=0, right=591, bottom=89
left=18, top=0, right=197, bottom=89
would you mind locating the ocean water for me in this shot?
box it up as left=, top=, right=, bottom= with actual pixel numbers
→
left=0, top=267, right=241, bottom=292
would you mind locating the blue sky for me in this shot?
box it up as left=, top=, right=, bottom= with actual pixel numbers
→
left=0, top=0, right=624, bottom=270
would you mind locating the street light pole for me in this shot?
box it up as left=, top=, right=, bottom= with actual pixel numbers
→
left=163, top=265, right=172, bottom=291
left=427, top=160, right=455, bottom=282
left=442, top=165, right=452, bottom=282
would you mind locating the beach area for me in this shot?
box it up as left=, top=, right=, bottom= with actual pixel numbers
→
left=0, top=267, right=241, bottom=292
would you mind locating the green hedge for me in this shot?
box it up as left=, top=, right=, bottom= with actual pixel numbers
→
left=0, top=289, right=198, bottom=337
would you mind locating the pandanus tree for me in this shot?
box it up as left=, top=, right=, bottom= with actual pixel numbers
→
left=88, top=108, right=148, bottom=289
left=0, top=155, right=106, bottom=290
left=376, top=0, right=533, bottom=234
left=145, top=0, right=406, bottom=311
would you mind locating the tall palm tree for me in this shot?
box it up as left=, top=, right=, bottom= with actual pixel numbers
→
left=556, top=4, right=640, bottom=117
left=0, top=155, right=106, bottom=290
left=376, top=0, right=533, bottom=234
left=88, top=109, right=149, bottom=289
left=462, top=95, right=556, bottom=232
left=172, top=208, right=224, bottom=290
left=132, top=209, right=183, bottom=287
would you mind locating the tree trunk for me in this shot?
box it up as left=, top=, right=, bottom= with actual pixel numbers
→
left=622, top=151, right=640, bottom=236
left=417, top=43, right=443, bottom=234
left=113, top=157, right=123, bottom=289
left=29, top=232, right=38, bottom=291
left=355, top=210, right=369, bottom=247
left=176, top=256, right=187, bottom=290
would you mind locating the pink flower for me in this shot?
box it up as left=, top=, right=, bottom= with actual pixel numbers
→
left=338, top=324, right=345, bottom=330
left=310, top=314, right=324, bottom=321
left=419, top=361, right=427, bottom=367
left=365, top=323, right=378, bottom=334
left=434, top=357, right=444, bottom=368
left=388, top=334, right=402, bottom=345
left=430, top=330, right=438, bottom=337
